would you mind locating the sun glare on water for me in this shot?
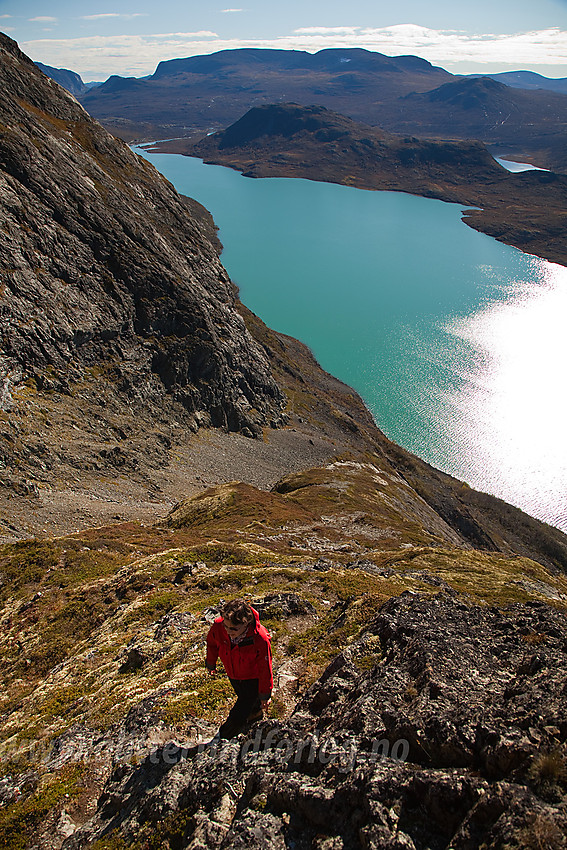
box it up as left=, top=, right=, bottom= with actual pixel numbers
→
left=443, top=259, right=567, bottom=530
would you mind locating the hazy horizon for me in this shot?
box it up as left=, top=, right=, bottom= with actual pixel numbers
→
left=1, top=0, right=567, bottom=81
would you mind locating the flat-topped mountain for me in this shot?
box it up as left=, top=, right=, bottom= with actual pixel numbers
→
left=79, top=46, right=567, bottom=171
left=78, top=46, right=451, bottom=144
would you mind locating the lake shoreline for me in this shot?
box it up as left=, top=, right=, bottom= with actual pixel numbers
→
left=147, top=104, right=567, bottom=271
left=135, top=146, right=567, bottom=533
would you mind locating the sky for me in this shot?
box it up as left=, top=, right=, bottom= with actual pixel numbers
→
left=1, top=0, right=567, bottom=82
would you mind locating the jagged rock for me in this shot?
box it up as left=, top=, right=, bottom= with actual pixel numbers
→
left=202, top=605, right=223, bottom=623
left=172, top=563, right=196, bottom=585
left=297, top=594, right=567, bottom=778
left=63, top=594, right=567, bottom=849
left=56, top=809, right=78, bottom=839
left=253, top=593, right=317, bottom=619
left=153, top=610, right=195, bottom=640
left=345, top=559, right=396, bottom=577
left=118, top=647, right=149, bottom=673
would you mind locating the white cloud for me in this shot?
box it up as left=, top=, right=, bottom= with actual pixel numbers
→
left=294, top=27, right=359, bottom=35
left=0, top=15, right=13, bottom=19
left=221, top=8, right=244, bottom=12
left=29, top=17, right=58, bottom=23
left=21, top=25, right=567, bottom=81
left=80, top=13, right=149, bottom=20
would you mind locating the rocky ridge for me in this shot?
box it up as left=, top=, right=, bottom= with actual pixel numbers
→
left=33, top=594, right=567, bottom=849
left=0, top=33, right=284, bottom=438
left=1, top=467, right=567, bottom=847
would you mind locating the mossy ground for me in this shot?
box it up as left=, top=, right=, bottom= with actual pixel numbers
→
left=1, top=464, right=566, bottom=846
left=0, top=765, right=86, bottom=850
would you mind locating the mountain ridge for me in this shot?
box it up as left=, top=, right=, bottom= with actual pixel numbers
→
left=33, top=62, right=89, bottom=96
left=78, top=46, right=567, bottom=172
left=465, top=69, right=567, bottom=94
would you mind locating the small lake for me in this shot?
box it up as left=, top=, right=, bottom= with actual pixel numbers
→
left=135, top=148, right=567, bottom=532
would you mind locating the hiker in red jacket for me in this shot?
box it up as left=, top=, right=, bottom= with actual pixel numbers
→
left=205, top=599, right=273, bottom=739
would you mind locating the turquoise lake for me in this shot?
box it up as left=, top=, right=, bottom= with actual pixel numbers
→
left=135, top=148, right=567, bottom=532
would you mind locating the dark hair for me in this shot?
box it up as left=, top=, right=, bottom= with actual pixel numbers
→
left=221, top=600, right=253, bottom=625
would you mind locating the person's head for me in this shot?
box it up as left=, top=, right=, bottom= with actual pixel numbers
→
left=221, top=600, right=253, bottom=637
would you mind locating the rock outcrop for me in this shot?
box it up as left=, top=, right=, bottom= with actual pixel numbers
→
left=0, top=33, right=284, bottom=436
left=62, top=593, right=567, bottom=849
left=192, top=102, right=502, bottom=201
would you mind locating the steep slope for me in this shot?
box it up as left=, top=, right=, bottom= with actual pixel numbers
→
left=2, top=35, right=567, bottom=573
left=1, top=528, right=566, bottom=848
left=33, top=62, right=88, bottom=97
left=61, top=594, right=567, bottom=850
left=0, top=37, right=290, bottom=454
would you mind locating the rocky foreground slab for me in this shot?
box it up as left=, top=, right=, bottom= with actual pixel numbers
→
left=62, top=593, right=567, bottom=849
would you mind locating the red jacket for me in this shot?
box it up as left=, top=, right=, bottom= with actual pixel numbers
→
left=205, top=606, right=273, bottom=698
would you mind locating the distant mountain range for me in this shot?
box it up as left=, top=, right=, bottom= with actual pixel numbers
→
left=33, top=49, right=567, bottom=173
left=466, top=69, right=567, bottom=94
left=64, top=47, right=567, bottom=172
left=33, top=61, right=102, bottom=96
left=36, top=54, right=567, bottom=101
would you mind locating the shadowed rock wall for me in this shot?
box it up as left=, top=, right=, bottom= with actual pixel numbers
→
left=0, top=33, right=284, bottom=436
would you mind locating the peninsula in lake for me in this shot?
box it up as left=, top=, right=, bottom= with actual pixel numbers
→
left=151, top=102, right=567, bottom=269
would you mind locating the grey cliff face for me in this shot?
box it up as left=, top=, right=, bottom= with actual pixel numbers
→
left=0, top=33, right=283, bottom=435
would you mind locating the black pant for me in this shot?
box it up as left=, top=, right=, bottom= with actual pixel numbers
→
left=218, top=678, right=261, bottom=739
